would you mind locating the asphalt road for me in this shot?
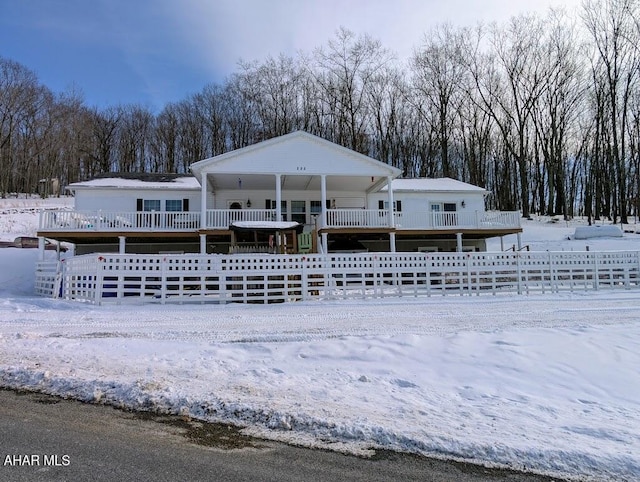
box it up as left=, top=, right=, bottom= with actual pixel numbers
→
left=0, top=389, right=566, bottom=482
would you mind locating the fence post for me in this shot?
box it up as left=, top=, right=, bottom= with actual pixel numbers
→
left=425, top=254, right=431, bottom=297
left=302, top=256, right=308, bottom=301
left=323, top=254, right=331, bottom=300
left=373, top=255, right=379, bottom=298
left=548, top=252, right=556, bottom=293
left=161, top=256, right=167, bottom=304
left=219, top=257, right=227, bottom=305
left=466, top=253, right=472, bottom=295
left=594, top=252, right=599, bottom=291
left=200, top=255, right=206, bottom=301
left=95, top=256, right=103, bottom=305
left=516, top=253, right=522, bottom=295
left=625, top=253, right=631, bottom=289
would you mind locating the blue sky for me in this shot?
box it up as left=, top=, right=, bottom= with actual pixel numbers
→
left=1, top=0, right=582, bottom=112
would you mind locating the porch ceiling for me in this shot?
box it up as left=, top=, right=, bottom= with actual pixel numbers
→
left=206, top=173, right=384, bottom=192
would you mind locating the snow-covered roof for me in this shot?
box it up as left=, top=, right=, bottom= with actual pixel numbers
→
left=67, top=174, right=201, bottom=191
left=380, top=178, right=487, bottom=194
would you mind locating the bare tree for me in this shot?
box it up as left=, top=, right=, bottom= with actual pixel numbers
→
left=531, top=10, right=585, bottom=218
left=468, top=16, right=550, bottom=218
left=582, top=0, right=640, bottom=223
left=313, top=27, right=393, bottom=153
left=412, top=24, right=467, bottom=178
left=0, top=58, right=42, bottom=196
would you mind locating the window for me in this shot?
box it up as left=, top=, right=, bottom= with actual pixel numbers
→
left=165, top=199, right=182, bottom=212
left=310, top=201, right=322, bottom=215
left=266, top=199, right=288, bottom=221
left=266, top=199, right=287, bottom=210
left=143, top=199, right=161, bottom=212
left=378, top=200, right=402, bottom=211
left=444, top=203, right=457, bottom=212
left=291, top=200, right=306, bottom=224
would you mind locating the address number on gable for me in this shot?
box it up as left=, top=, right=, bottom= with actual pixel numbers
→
left=296, top=166, right=307, bottom=171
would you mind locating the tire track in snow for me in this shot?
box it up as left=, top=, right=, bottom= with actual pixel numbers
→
left=1, top=293, right=639, bottom=344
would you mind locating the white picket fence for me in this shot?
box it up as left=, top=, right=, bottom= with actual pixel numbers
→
left=34, top=251, right=640, bottom=304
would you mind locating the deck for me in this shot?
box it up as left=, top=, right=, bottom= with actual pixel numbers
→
left=38, top=209, right=521, bottom=237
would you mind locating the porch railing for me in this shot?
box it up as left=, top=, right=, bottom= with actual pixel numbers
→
left=39, top=210, right=201, bottom=231
left=325, top=209, right=390, bottom=228
left=40, top=209, right=521, bottom=232
left=206, top=209, right=276, bottom=228
left=393, top=210, right=521, bottom=230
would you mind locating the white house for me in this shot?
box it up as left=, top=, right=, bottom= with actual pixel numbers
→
left=38, top=131, right=521, bottom=256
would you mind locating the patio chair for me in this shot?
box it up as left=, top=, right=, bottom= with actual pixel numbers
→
left=298, top=232, right=312, bottom=254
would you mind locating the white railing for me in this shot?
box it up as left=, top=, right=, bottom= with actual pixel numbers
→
left=39, top=210, right=200, bottom=231
left=479, top=211, right=522, bottom=228
left=40, top=209, right=520, bottom=232
left=394, top=210, right=521, bottom=230
left=206, top=209, right=276, bottom=228
left=42, top=250, right=640, bottom=305
left=325, top=209, right=390, bottom=228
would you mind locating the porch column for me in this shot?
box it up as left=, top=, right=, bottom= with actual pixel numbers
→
left=200, top=173, right=207, bottom=229
left=387, top=176, right=395, bottom=228
left=37, top=236, right=45, bottom=262
left=389, top=232, right=396, bottom=253
left=275, top=174, right=282, bottom=221
left=456, top=233, right=463, bottom=252
left=320, top=174, right=327, bottom=229
left=118, top=236, right=126, bottom=254
left=321, top=232, right=328, bottom=254
left=200, top=234, right=207, bottom=254
left=517, top=232, right=522, bottom=251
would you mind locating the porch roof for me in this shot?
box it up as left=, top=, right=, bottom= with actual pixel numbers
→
left=67, top=173, right=200, bottom=192
left=190, top=131, right=401, bottom=193
left=379, top=178, right=488, bottom=194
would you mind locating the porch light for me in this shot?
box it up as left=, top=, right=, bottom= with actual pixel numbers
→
left=247, top=199, right=252, bottom=208
left=461, top=200, right=466, bottom=208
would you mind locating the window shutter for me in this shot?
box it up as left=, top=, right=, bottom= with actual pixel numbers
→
left=265, top=199, right=271, bottom=209
left=326, top=200, right=331, bottom=209
left=396, top=200, right=402, bottom=212
left=378, top=200, right=384, bottom=210
left=183, top=198, right=189, bottom=211
left=136, top=198, right=143, bottom=211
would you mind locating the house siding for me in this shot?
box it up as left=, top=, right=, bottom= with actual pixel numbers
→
left=74, top=189, right=201, bottom=212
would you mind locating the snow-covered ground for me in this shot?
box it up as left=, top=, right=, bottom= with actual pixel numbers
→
left=1, top=197, right=640, bottom=481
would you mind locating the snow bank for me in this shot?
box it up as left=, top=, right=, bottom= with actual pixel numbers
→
left=574, top=225, right=623, bottom=240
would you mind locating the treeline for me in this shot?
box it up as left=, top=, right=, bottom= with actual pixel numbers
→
left=2, top=0, right=640, bottom=222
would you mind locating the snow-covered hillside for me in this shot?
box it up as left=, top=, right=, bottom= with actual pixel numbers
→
left=0, top=195, right=73, bottom=242
left=1, top=197, right=639, bottom=482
